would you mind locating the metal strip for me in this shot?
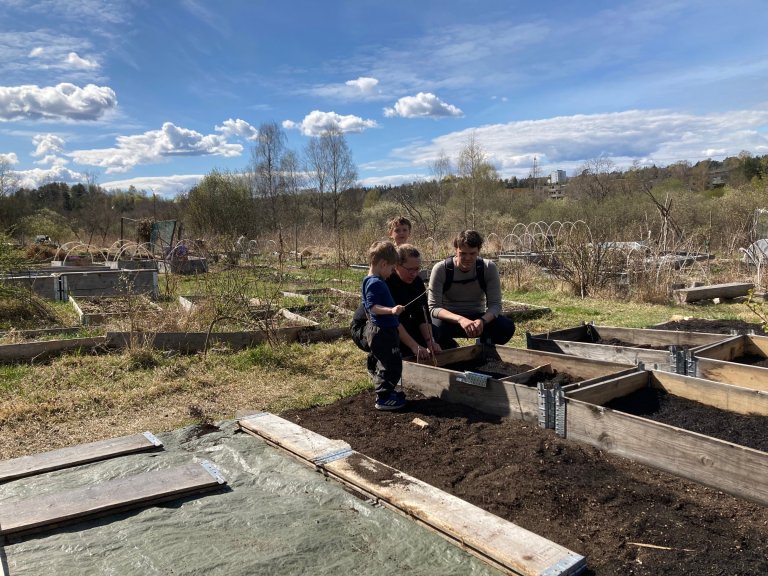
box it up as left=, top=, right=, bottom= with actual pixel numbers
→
left=554, top=388, right=567, bottom=438
left=199, top=459, right=227, bottom=484
left=312, top=447, right=354, bottom=466
left=142, top=431, right=163, bottom=447
left=537, top=382, right=548, bottom=428
left=456, top=371, right=489, bottom=388
left=541, top=553, right=587, bottom=576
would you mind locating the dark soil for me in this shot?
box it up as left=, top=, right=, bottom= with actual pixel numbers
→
left=604, top=387, right=768, bottom=453
left=731, top=353, right=768, bottom=368
left=653, top=318, right=767, bottom=335
left=282, top=391, right=768, bottom=576
left=598, top=337, right=672, bottom=350
left=442, top=358, right=577, bottom=387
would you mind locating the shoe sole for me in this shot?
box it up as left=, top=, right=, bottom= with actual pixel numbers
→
left=374, top=402, right=406, bottom=411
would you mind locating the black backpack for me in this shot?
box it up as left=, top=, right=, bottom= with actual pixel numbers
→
left=350, top=302, right=370, bottom=352
left=443, top=256, right=486, bottom=293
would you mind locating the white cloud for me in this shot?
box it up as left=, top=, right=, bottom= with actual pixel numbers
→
left=29, top=47, right=44, bottom=58
left=346, top=77, right=379, bottom=93
left=69, top=121, right=243, bottom=173
left=359, top=173, right=428, bottom=187
left=391, top=108, right=768, bottom=177
left=0, top=83, right=116, bottom=121
left=32, top=133, right=66, bottom=157
left=307, top=77, right=386, bottom=101
left=0, top=152, right=18, bottom=164
left=102, top=174, right=204, bottom=198
left=215, top=118, right=258, bottom=140
left=14, top=164, right=85, bottom=189
left=65, top=51, right=98, bottom=70
left=384, top=92, right=463, bottom=119
left=284, top=110, right=378, bottom=137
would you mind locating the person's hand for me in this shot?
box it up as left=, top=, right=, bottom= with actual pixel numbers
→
left=392, top=305, right=405, bottom=315
left=428, top=340, right=442, bottom=355
left=459, top=317, right=484, bottom=338
left=414, top=345, right=431, bottom=360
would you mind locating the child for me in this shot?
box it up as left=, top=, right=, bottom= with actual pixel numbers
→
left=362, top=241, right=406, bottom=410
left=387, top=216, right=412, bottom=246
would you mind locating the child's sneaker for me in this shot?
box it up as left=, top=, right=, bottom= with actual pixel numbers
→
left=375, top=391, right=406, bottom=411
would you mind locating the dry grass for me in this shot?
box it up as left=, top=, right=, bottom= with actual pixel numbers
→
left=0, top=340, right=369, bottom=460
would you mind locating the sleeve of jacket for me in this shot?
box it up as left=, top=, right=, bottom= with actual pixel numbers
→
left=428, top=260, right=446, bottom=318
left=484, top=260, right=503, bottom=317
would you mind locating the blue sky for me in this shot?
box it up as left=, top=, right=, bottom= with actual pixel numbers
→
left=1, top=0, right=767, bottom=197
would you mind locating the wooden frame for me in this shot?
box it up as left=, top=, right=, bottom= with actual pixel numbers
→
left=402, top=344, right=636, bottom=421
left=692, top=334, right=768, bottom=392
left=527, top=324, right=727, bottom=372
left=565, top=370, right=768, bottom=506
left=0, top=337, right=105, bottom=364
left=238, top=412, right=586, bottom=576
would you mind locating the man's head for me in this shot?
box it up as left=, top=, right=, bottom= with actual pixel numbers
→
left=387, top=216, right=412, bottom=246
left=368, top=240, right=399, bottom=277
left=453, top=230, right=483, bottom=272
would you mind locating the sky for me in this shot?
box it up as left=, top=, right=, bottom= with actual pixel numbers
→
left=1, top=0, right=767, bottom=198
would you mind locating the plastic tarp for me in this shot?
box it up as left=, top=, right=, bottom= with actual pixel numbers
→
left=0, top=421, right=499, bottom=576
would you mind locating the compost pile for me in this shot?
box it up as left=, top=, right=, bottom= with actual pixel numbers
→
left=282, top=391, right=768, bottom=576
left=654, top=318, right=767, bottom=335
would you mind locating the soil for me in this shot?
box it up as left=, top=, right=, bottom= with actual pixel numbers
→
left=604, top=387, right=768, bottom=453
left=442, top=358, right=577, bottom=387
left=74, top=296, right=156, bottom=315
left=282, top=391, right=768, bottom=576
left=597, top=337, right=672, bottom=350
left=732, top=353, right=768, bottom=368
left=653, top=318, right=767, bottom=335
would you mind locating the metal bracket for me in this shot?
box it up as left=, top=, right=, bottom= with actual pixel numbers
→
left=538, top=383, right=565, bottom=433
left=142, top=431, right=163, bottom=447
left=538, top=382, right=553, bottom=429
left=199, top=459, right=227, bottom=484
left=554, top=387, right=566, bottom=437
left=312, top=447, right=354, bottom=466
left=686, top=350, right=698, bottom=377
left=456, top=371, right=490, bottom=388
left=669, top=346, right=687, bottom=374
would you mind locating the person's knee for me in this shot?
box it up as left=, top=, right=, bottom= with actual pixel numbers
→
left=490, top=316, right=515, bottom=345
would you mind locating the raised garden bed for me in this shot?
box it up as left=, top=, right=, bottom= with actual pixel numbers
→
left=281, top=390, right=768, bottom=575
left=69, top=295, right=161, bottom=326
left=653, top=318, right=768, bottom=335
left=688, top=333, right=768, bottom=392
left=500, top=299, right=551, bottom=321
left=527, top=324, right=727, bottom=372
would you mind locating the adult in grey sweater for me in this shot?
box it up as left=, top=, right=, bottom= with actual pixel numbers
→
left=428, top=230, right=515, bottom=347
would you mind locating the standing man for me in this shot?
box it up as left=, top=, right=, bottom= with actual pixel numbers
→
left=428, top=230, right=515, bottom=348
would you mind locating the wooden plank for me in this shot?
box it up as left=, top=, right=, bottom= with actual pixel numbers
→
left=692, top=335, right=744, bottom=361
left=0, top=461, right=225, bottom=536
left=594, top=326, right=726, bottom=347
left=0, top=432, right=162, bottom=482
left=240, top=413, right=585, bottom=576
left=238, top=413, right=351, bottom=461
left=744, top=334, right=768, bottom=356
left=495, top=346, right=635, bottom=379
left=565, top=370, right=648, bottom=405
left=673, top=281, right=753, bottom=304
left=565, top=398, right=768, bottom=506
left=529, top=340, right=671, bottom=370
left=695, top=357, right=768, bottom=393
left=0, top=337, right=105, bottom=363
left=650, top=370, right=768, bottom=416
left=278, top=308, right=319, bottom=327
left=426, top=344, right=483, bottom=368
left=402, top=359, right=539, bottom=420
left=105, top=326, right=308, bottom=352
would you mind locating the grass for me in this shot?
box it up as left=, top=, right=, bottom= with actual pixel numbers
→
left=1, top=259, right=765, bottom=460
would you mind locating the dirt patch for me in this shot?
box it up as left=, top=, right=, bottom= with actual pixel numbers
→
left=654, top=318, right=767, bottom=335
left=731, top=353, right=768, bottom=367
left=604, top=387, right=768, bottom=453
left=598, top=337, right=672, bottom=350
left=282, top=391, right=768, bottom=576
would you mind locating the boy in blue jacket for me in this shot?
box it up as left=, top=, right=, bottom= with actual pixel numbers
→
left=362, top=241, right=406, bottom=410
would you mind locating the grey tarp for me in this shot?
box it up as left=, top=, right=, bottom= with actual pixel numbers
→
left=0, top=421, right=500, bottom=575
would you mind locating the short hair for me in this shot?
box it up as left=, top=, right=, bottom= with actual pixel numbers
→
left=387, top=216, right=412, bottom=234
left=396, top=243, right=421, bottom=264
left=453, top=230, right=484, bottom=250
left=368, top=240, right=399, bottom=265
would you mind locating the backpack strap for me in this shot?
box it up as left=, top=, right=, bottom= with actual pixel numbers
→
left=442, top=257, right=486, bottom=293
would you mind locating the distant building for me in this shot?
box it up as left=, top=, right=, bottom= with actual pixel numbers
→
left=550, top=170, right=567, bottom=184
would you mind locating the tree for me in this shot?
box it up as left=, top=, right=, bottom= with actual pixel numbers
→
left=0, top=157, right=20, bottom=198
left=304, top=136, right=329, bottom=230
left=312, top=125, right=358, bottom=232
left=569, top=157, right=617, bottom=201
left=250, top=121, right=290, bottom=258
left=457, top=134, right=497, bottom=229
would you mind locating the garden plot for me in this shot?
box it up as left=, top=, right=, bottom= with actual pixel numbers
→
left=280, top=287, right=359, bottom=309
left=564, top=369, right=768, bottom=506
left=527, top=324, right=727, bottom=372
left=69, top=295, right=162, bottom=326
left=688, top=333, right=768, bottom=392
left=402, top=344, right=635, bottom=421
left=500, top=299, right=551, bottom=321
left=281, top=389, right=768, bottom=575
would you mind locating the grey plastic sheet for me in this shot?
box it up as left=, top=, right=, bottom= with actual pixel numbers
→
left=0, top=421, right=500, bottom=575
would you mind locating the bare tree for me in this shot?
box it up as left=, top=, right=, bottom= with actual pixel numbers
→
left=317, top=125, right=357, bottom=231
left=457, top=134, right=496, bottom=228
left=280, top=150, right=305, bottom=259
left=570, top=157, right=617, bottom=201
left=304, top=136, right=328, bottom=230
left=0, top=156, right=20, bottom=198
left=250, top=122, right=289, bottom=260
